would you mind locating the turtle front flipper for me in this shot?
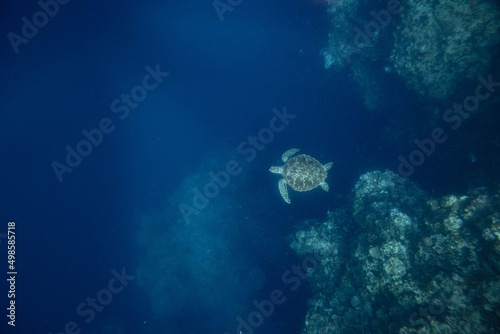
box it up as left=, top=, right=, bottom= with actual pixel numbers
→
left=282, top=148, right=299, bottom=163
left=278, top=178, right=291, bottom=204
left=323, top=162, right=333, bottom=171
left=320, top=181, right=329, bottom=192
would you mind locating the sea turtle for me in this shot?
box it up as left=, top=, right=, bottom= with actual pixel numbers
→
left=269, top=148, right=333, bottom=204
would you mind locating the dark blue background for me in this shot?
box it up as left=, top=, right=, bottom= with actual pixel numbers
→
left=1, top=0, right=497, bottom=333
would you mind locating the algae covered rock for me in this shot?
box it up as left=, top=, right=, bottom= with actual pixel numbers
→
left=390, top=0, right=500, bottom=99
left=291, top=170, right=500, bottom=333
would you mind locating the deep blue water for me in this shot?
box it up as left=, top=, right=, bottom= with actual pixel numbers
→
left=1, top=0, right=500, bottom=333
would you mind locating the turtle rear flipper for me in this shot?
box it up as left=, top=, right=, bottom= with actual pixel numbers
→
left=320, top=181, right=329, bottom=192
left=278, top=178, right=291, bottom=204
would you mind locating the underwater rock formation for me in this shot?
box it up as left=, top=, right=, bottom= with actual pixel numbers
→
left=390, top=0, right=500, bottom=99
left=321, top=0, right=392, bottom=110
left=291, top=170, right=500, bottom=333
left=134, top=155, right=267, bottom=333
left=322, top=0, right=500, bottom=103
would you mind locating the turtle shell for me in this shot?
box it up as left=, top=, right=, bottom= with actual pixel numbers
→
left=282, top=154, right=327, bottom=191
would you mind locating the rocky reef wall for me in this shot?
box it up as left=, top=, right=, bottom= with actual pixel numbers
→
left=322, top=0, right=500, bottom=104
left=291, top=170, right=500, bottom=333
left=390, top=0, right=500, bottom=99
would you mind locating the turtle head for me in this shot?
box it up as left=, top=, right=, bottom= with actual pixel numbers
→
left=269, top=166, right=282, bottom=174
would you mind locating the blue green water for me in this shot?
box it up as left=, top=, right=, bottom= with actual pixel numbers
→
left=1, top=0, right=499, bottom=333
